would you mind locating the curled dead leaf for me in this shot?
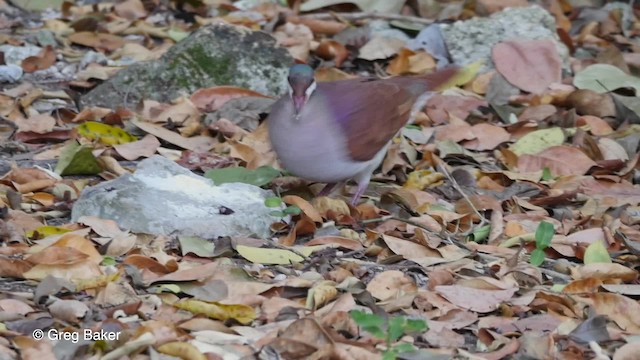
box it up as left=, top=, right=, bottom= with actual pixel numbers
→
left=21, top=45, right=56, bottom=73
left=315, top=40, right=348, bottom=67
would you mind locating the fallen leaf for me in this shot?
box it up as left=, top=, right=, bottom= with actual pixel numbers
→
left=492, top=39, right=562, bottom=94
left=68, top=32, right=125, bottom=52
left=21, top=45, right=56, bottom=73
left=517, top=145, right=596, bottom=176
left=435, top=285, right=517, bottom=313
left=190, top=86, right=269, bottom=112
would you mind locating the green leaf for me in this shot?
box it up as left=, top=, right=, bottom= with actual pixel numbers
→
left=468, top=225, right=490, bottom=243
left=583, top=240, right=612, bottom=264
left=269, top=210, right=286, bottom=217
left=541, top=167, right=554, bottom=181
left=351, top=310, right=384, bottom=328
left=393, top=343, right=417, bottom=354
left=362, top=326, right=386, bottom=339
left=382, top=350, right=398, bottom=360
left=387, top=316, right=406, bottom=342
left=101, top=256, right=117, bottom=266
left=530, top=248, right=545, bottom=266
left=283, top=205, right=301, bottom=215
left=204, top=166, right=281, bottom=187
left=405, top=319, right=428, bottom=333
left=535, top=221, right=554, bottom=249
left=264, top=196, right=283, bottom=208
left=54, top=140, right=102, bottom=176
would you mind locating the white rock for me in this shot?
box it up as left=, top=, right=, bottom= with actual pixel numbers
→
left=0, top=64, right=23, bottom=83
left=71, top=156, right=283, bottom=239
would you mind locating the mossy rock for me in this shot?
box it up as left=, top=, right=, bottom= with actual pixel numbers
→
left=80, top=24, right=293, bottom=109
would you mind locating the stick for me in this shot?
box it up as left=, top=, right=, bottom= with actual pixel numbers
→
left=299, top=11, right=434, bottom=25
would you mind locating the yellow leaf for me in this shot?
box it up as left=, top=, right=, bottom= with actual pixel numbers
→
left=403, top=169, right=444, bottom=190
left=307, top=280, right=338, bottom=310
left=509, top=128, right=568, bottom=156
left=174, top=299, right=256, bottom=325
left=236, top=245, right=304, bottom=265
left=157, top=342, right=206, bottom=360
left=584, top=240, right=612, bottom=264
left=73, top=271, right=121, bottom=291
left=77, top=121, right=136, bottom=145
left=25, top=226, right=71, bottom=240
left=437, top=60, right=483, bottom=90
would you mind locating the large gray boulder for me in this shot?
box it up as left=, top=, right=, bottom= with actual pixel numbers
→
left=80, top=23, right=293, bottom=109
left=71, top=156, right=281, bottom=239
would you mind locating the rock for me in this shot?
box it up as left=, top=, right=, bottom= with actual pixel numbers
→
left=71, top=155, right=282, bottom=239
left=80, top=51, right=109, bottom=68
left=204, top=96, right=275, bottom=131
left=0, top=64, right=23, bottom=83
left=0, top=44, right=41, bottom=65
left=439, top=5, right=569, bottom=71
left=81, top=23, right=293, bottom=109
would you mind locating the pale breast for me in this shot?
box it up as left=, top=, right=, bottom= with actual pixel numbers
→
left=267, top=96, right=373, bottom=183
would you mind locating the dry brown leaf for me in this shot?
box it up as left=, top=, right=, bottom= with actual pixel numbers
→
left=366, top=270, right=417, bottom=301
left=26, top=246, right=89, bottom=265
left=517, top=145, right=596, bottom=176
left=282, top=195, right=322, bottom=223
left=114, top=0, right=148, bottom=20
left=131, top=118, right=215, bottom=152
left=578, top=293, right=640, bottom=334
left=387, top=48, right=414, bottom=75
left=306, top=236, right=363, bottom=250
left=68, top=31, right=125, bottom=52
left=51, top=233, right=103, bottom=264
left=190, top=86, right=269, bottom=112
left=315, top=40, right=348, bottom=67
left=571, top=263, right=638, bottom=282
left=463, top=123, right=510, bottom=150
left=435, top=285, right=517, bottom=313
left=21, top=45, right=56, bottom=73
left=113, top=134, right=161, bottom=161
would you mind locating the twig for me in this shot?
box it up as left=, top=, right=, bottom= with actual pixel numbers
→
left=476, top=252, right=573, bottom=282
left=435, top=161, right=489, bottom=234
left=299, top=11, right=434, bottom=25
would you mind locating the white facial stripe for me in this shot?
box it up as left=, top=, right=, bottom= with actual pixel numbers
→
left=304, top=80, right=317, bottom=100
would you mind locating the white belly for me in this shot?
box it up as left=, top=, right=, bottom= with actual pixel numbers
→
left=268, top=99, right=384, bottom=183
